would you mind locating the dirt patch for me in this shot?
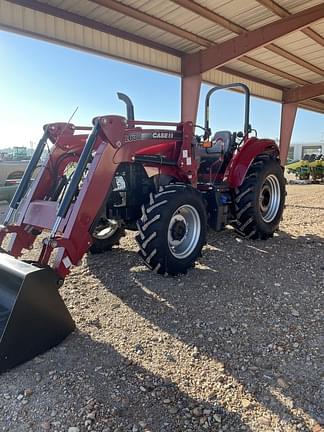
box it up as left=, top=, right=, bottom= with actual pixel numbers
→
left=0, top=185, right=323, bottom=432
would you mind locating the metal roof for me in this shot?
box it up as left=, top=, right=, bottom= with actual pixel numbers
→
left=1, top=0, right=324, bottom=112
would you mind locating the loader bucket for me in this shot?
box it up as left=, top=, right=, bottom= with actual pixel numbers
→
left=0, top=252, right=75, bottom=372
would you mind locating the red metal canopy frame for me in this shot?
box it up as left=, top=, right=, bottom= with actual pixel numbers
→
left=3, top=0, right=324, bottom=162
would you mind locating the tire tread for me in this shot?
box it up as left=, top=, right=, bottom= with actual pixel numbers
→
left=136, top=184, right=206, bottom=275
left=233, top=154, right=285, bottom=240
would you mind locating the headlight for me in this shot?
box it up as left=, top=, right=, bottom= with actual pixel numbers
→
left=113, top=175, right=126, bottom=191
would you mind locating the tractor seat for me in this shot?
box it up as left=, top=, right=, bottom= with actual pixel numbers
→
left=197, top=131, right=232, bottom=160
left=197, top=131, right=232, bottom=178
left=206, top=131, right=232, bottom=155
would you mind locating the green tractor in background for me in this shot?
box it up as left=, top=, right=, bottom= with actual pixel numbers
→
left=286, top=153, right=324, bottom=182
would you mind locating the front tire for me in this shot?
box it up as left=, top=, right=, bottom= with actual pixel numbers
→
left=136, top=184, right=207, bottom=275
left=233, top=154, right=285, bottom=239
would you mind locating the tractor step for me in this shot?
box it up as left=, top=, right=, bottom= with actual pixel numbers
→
left=0, top=252, right=75, bottom=372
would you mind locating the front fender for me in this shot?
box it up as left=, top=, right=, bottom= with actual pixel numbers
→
left=224, top=137, right=280, bottom=188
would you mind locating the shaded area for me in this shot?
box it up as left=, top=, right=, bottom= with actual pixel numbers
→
left=0, top=185, right=323, bottom=431
left=87, top=228, right=324, bottom=431
left=0, top=331, right=251, bottom=432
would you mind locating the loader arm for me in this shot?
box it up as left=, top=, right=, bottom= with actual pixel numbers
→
left=0, top=116, right=195, bottom=280
left=0, top=118, right=121, bottom=371
left=0, top=106, right=199, bottom=372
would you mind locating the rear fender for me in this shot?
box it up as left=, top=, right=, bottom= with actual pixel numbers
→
left=224, top=137, right=280, bottom=188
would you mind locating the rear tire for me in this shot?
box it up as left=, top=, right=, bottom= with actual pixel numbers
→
left=136, top=184, right=207, bottom=275
left=90, top=219, right=125, bottom=254
left=233, top=154, right=285, bottom=239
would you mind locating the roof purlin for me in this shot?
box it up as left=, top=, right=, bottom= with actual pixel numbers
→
left=238, top=57, right=309, bottom=86
left=283, top=82, right=324, bottom=103
left=171, top=0, right=324, bottom=77
left=182, top=3, right=324, bottom=75
left=91, top=0, right=212, bottom=48
left=87, top=0, right=324, bottom=88
left=6, top=0, right=184, bottom=57
left=256, top=0, right=324, bottom=47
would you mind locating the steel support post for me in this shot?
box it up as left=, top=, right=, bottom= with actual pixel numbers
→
left=279, top=102, right=297, bottom=165
left=181, top=74, right=202, bottom=124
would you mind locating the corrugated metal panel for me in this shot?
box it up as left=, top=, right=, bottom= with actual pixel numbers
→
left=119, top=0, right=234, bottom=44
left=203, top=69, right=283, bottom=101
left=310, top=19, right=324, bottom=36
left=277, top=37, right=324, bottom=60
left=264, top=34, right=324, bottom=74
left=230, top=60, right=295, bottom=87
left=276, top=28, right=324, bottom=49
left=196, top=26, right=234, bottom=44
left=197, top=0, right=278, bottom=30
left=247, top=47, right=324, bottom=82
left=0, top=1, right=181, bottom=72
left=29, top=0, right=324, bottom=61
left=279, top=0, right=324, bottom=14
left=37, top=0, right=201, bottom=52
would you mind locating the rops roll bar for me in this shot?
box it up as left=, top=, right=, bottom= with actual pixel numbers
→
left=204, top=83, right=251, bottom=139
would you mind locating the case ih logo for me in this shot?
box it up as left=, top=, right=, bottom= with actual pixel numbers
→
left=152, top=132, right=174, bottom=139
left=125, top=131, right=177, bottom=142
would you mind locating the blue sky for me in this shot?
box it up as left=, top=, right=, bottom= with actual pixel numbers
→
left=0, top=30, right=323, bottom=148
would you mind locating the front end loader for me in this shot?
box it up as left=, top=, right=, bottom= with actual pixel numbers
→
left=0, top=84, right=286, bottom=371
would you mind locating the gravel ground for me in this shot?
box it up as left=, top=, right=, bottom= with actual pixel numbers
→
left=0, top=184, right=323, bottom=432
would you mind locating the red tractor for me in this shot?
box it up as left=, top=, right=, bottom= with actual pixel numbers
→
left=0, top=83, right=285, bottom=371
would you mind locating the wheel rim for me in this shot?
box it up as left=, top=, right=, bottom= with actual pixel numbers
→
left=167, top=205, right=201, bottom=259
left=259, top=174, right=281, bottom=223
left=93, top=220, right=119, bottom=240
